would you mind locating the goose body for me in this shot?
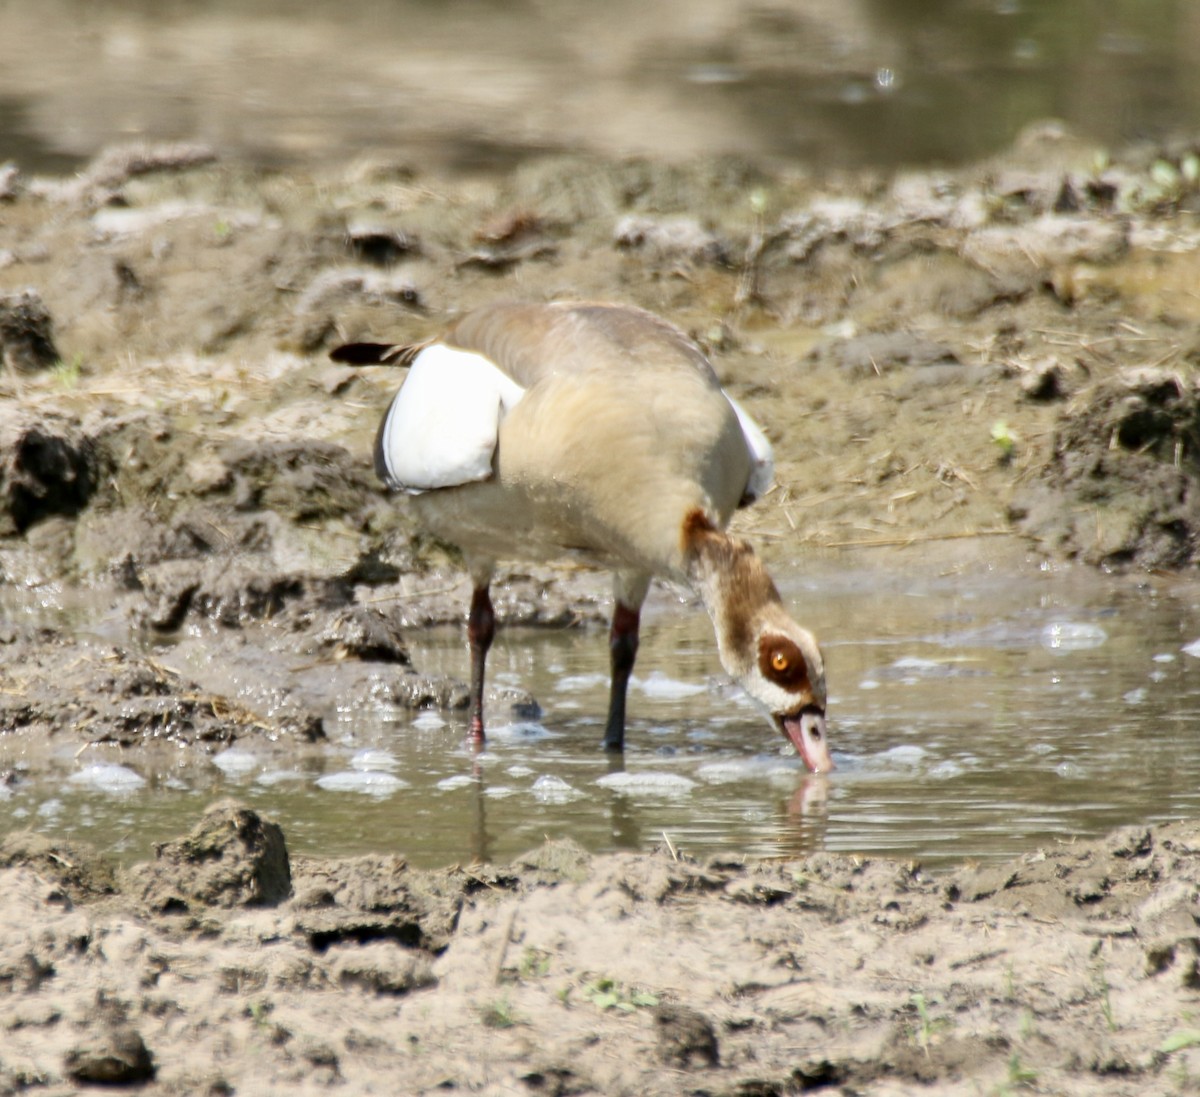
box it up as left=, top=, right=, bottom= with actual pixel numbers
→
left=334, top=301, right=832, bottom=772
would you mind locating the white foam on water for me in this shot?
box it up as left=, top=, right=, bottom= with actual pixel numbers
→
left=876, top=744, right=928, bottom=767
left=437, top=774, right=476, bottom=791
left=595, top=771, right=697, bottom=796
left=316, top=771, right=409, bottom=796
left=351, top=748, right=399, bottom=772
left=531, top=775, right=582, bottom=804
left=211, top=748, right=259, bottom=777
left=556, top=673, right=608, bottom=692
left=69, top=764, right=146, bottom=794
left=633, top=671, right=706, bottom=699
left=696, top=758, right=791, bottom=784
left=486, top=721, right=557, bottom=742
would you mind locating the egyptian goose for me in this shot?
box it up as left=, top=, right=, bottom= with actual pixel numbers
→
left=332, top=301, right=832, bottom=772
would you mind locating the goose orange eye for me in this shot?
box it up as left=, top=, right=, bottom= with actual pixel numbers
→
left=771, top=651, right=789, bottom=672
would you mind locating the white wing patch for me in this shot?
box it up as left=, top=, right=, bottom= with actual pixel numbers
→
left=377, top=343, right=526, bottom=493
left=725, top=395, right=775, bottom=503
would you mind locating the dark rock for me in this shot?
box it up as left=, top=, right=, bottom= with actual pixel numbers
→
left=0, top=289, right=59, bottom=372
left=1021, top=360, right=1069, bottom=402
left=0, top=408, right=97, bottom=534
left=345, top=221, right=419, bottom=266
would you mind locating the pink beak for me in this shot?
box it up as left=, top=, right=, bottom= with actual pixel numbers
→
left=779, top=706, right=834, bottom=774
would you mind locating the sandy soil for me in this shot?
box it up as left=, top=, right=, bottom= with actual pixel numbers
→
left=2, top=127, right=1200, bottom=1092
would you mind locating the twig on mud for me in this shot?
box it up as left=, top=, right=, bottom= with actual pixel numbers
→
left=363, top=583, right=463, bottom=604
left=492, top=906, right=520, bottom=986
left=820, top=528, right=1012, bottom=549
left=661, top=832, right=679, bottom=862
left=297, top=523, right=359, bottom=538
left=145, top=657, right=183, bottom=681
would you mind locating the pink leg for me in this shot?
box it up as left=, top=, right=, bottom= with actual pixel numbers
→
left=603, top=601, right=640, bottom=752
left=467, top=584, right=495, bottom=743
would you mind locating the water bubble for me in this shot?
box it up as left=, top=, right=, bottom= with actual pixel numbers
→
left=69, top=764, right=146, bottom=794
left=634, top=672, right=706, bottom=700
left=1041, top=622, right=1108, bottom=651
left=531, top=775, right=581, bottom=804
left=595, top=771, right=697, bottom=796
left=212, top=748, right=258, bottom=777
left=486, top=721, right=556, bottom=742
left=877, top=745, right=927, bottom=768
left=350, top=749, right=398, bottom=772
left=316, top=771, right=408, bottom=796
left=436, top=774, right=476, bottom=791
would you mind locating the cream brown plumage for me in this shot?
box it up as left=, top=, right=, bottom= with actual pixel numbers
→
left=333, top=300, right=832, bottom=771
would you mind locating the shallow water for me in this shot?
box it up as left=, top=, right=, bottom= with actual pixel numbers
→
left=5, top=541, right=1200, bottom=869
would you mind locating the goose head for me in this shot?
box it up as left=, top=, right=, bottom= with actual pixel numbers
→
left=683, top=509, right=832, bottom=773
left=740, top=606, right=830, bottom=773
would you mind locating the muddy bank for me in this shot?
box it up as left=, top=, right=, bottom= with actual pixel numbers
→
left=2, top=803, right=1199, bottom=1095
left=3, top=127, right=1200, bottom=1092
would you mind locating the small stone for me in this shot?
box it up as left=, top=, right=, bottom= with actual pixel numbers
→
left=64, top=1025, right=155, bottom=1085
left=1021, top=360, right=1067, bottom=402
left=654, top=1003, right=719, bottom=1068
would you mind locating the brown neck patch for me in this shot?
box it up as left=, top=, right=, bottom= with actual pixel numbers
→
left=682, top=507, right=781, bottom=656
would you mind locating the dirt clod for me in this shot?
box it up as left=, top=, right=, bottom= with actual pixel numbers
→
left=1012, top=367, right=1200, bottom=567
left=0, top=289, right=59, bottom=372
left=65, top=1024, right=156, bottom=1086
left=0, top=408, right=96, bottom=534
left=125, top=800, right=291, bottom=912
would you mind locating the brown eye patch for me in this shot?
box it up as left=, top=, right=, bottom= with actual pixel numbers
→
left=758, top=636, right=811, bottom=692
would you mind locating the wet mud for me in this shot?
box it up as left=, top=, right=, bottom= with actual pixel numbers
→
left=3, top=804, right=1200, bottom=1094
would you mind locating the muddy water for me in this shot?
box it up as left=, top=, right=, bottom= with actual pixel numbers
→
left=6, top=542, right=1200, bottom=869
left=2, top=0, right=1199, bottom=172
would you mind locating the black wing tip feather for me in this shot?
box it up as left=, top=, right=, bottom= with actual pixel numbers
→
left=330, top=342, right=405, bottom=365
